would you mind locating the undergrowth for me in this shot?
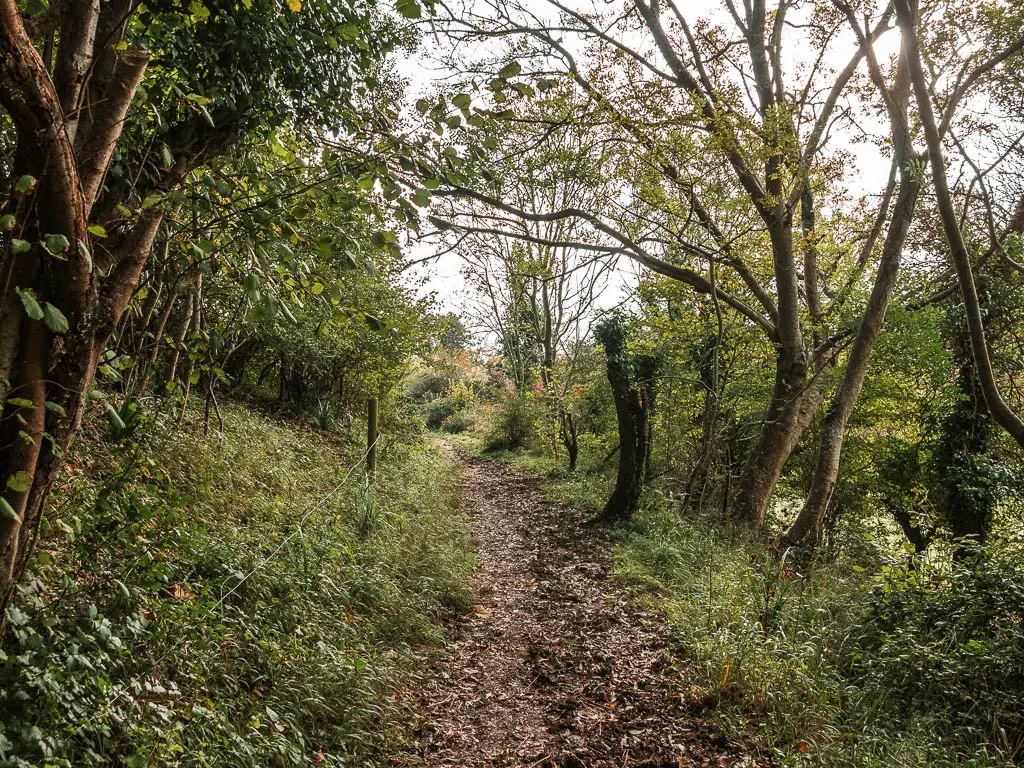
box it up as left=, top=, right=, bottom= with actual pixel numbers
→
left=617, top=498, right=1021, bottom=767
left=0, top=401, right=475, bottom=767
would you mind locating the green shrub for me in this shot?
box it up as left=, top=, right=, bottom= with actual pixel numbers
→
left=850, top=537, right=1024, bottom=758
left=404, top=370, right=452, bottom=403
left=424, top=397, right=459, bottom=429
left=441, top=411, right=475, bottom=434
left=485, top=392, right=537, bottom=451
left=614, top=495, right=1017, bottom=767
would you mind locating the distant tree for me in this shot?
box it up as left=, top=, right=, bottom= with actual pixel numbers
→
left=434, top=312, right=472, bottom=350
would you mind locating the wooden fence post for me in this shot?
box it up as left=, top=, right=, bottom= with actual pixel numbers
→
left=367, top=397, right=378, bottom=481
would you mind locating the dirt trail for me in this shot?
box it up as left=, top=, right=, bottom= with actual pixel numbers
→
left=394, top=455, right=749, bottom=768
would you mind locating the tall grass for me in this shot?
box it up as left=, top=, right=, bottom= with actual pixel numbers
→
left=1, top=401, right=475, bottom=767
left=616, top=495, right=1018, bottom=767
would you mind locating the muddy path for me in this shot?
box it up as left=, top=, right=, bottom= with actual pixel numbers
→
left=394, top=455, right=754, bottom=768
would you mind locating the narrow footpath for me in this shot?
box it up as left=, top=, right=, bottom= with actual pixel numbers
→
left=394, top=455, right=754, bottom=768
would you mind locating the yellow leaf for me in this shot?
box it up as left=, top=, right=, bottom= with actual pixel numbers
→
left=285, top=0, right=301, bottom=11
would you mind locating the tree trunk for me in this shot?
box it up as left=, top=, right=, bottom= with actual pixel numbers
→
left=166, top=280, right=196, bottom=385
left=559, top=408, right=578, bottom=472
left=898, top=0, right=1024, bottom=450
left=596, top=317, right=649, bottom=521
left=0, top=0, right=245, bottom=623
left=936, top=309, right=996, bottom=559
left=784, top=167, right=922, bottom=547
left=730, top=356, right=828, bottom=527
left=134, top=279, right=182, bottom=395
left=728, top=201, right=821, bottom=528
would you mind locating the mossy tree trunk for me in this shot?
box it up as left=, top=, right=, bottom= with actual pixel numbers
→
left=596, top=316, right=655, bottom=522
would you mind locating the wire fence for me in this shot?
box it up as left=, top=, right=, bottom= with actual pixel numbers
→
left=87, top=433, right=380, bottom=722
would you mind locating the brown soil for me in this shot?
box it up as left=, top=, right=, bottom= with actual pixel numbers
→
left=393, top=455, right=757, bottom=768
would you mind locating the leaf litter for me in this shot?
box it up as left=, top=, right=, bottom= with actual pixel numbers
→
left=394, top=455, right=768, bottom=768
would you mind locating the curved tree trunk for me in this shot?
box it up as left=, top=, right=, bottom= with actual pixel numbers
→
left=730, top=357, right=828, bottom=527
left=898, top=0, right=1024, bottom=450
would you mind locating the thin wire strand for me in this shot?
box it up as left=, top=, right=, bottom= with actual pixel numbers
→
left=87, top=434, right=380, bottom=721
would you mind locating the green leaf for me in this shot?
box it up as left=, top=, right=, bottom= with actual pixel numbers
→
left=199, top=104, right=215, bottom=128
left=498, top=61, right=522, bottom=78
left=87, top=224, right=108, bottom=238
left=6, top=472, right=32, bottom=493
left=106, top=403, right=126, bottom=432
left=396, top=0, right=421, bottom=19
left=10, top=239, right=30, bottom=254
left=42, top=233, right=70, bottom=256
left=16, top=288, right=43, bottom=320
left=243, top=273, right=261, bottom=303
left=160, top=143, right=174, bottom=169
left=415, top=98, right=430, bottom=114
left=0, top=214, right=15, bottom=231
left=6, top=398, right=34, bottom=408
left=364, top=313, right=386, bottom=332
left=78, top=240, right=93, bottom=271
left=452, top=93, right=471, bottom=109
left=428, top=215, right=455, bottom=231
left=44, top=401, right=66, bottom=416
left=0, top=498, right=21, bottom=524
left=42, top=303, right=69, bottom=333
left=14, top=175, right=35, bottom=195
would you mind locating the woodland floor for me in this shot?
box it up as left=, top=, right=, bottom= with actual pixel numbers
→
left=394, top=452, right=760, bottom=768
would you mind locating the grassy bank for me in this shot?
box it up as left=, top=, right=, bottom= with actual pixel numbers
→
left=1, top=401, right=474, bottom=767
